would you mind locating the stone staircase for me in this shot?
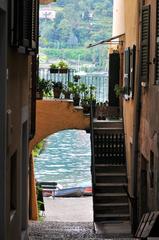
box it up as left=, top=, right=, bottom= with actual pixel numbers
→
left=91, top=120, right=130, bottom=224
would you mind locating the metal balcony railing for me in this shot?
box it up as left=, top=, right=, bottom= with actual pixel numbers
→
left=39, top=68, right=108, bottom=103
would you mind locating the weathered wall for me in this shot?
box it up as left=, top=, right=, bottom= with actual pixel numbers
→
left=138, top=0, right=159, bottom=215
left=123, top=0, right=139, bottom=191
left=6, top=49, right=31, bottom=239
left=30, top=100, right=90, bottom=151
left=113, top=0, right=139, bottom=191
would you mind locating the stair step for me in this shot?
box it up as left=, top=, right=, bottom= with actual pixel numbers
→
left=94, top=193, right=128, bottom=204
left=93, top=120, right=123, bottom=129
left=95, top=183, right=127, bottom=186
left=94, top=183, right=127, bottom=193
left=95, top=203, right=129, bottom=207
left=94, top=127, right=123, bottom=130
left=95, top=193, right=127, bottom=197
left=94, top=159, right=126, bottom=165
left=94, top=213, right=130, bottom=222
left=96, top=173, right=126, bottom=177
left=94, top=205, right=129, bottom=214
left=95, top=175, right=127, bottom=183
left=95, top=164, right=126, bottom=173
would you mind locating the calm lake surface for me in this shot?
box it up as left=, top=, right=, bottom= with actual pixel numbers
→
left=34, top=129, right=92, bottom=188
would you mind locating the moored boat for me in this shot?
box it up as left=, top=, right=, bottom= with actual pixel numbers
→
left=54, top=187, right=83, bottom=197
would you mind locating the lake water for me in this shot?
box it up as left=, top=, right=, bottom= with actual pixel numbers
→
left=34, top=129, right=92, bottom=188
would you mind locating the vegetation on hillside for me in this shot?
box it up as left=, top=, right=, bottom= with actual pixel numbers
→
left=39, top=0, right=113, bottom=71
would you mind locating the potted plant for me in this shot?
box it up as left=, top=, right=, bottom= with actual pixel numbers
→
left=36, top=77, right=52, bottom=99
left=81, top=85, right=96, bottom=114
left=73, top=75, right=81, bottom=82
left=68, top=82, right=81, bottom=106
left=62, top=82, right=72, bottom=99
left=50, top=63, right=58, bottom=73
left=50, top=60, right=69, bottom=74
left=52, top=81, right=63, bottom=98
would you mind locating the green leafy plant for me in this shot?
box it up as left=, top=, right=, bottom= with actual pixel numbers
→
left=114, top=84, right=125, bottom=97
left=50, top=60, right=68, bottom=70
left=52, top=81, right=63, bottom=90
left=37, top=77, right=52, bottom=97
left=73, top=75, right=81, bottom=82
left=50, top=63, right=57, bottom=69
left=58, top=60, right=68, bottom=69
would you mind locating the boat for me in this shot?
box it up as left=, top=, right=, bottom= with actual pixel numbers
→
left=54, top=187, right=83, bottom=197
left=83, top=186, right=92, bottom=196
left=54, top=186, right=92, bottom=198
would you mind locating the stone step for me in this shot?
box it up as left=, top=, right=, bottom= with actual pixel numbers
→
left=94, top=193, right=128, bottom=204
left=94, top=183, right=127, bottom=194
left=93, top=120, right=123, bottom=129
left=95, top=174, right=127, bottom=184
left=94, top=158, right=125, bottom=165
left=94, top=203, right=129, bottom=214
left=95, top=164, right=126, bottom=173
left=94, top=213, right=130, bottom=222
left=94, top=128, right=123, bottom=134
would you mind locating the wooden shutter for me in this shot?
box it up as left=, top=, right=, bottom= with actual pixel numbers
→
left=155, top=0, right=159, bottom=84
left=130, top=45, right=136, bottom=98
left=10, top=0, right=20, bottom=47
left=23, top=0, right=32, bottom=48
left=108, top=53, right=120, bottom=107
left=32, top=0, right=39, bottom=51
left=140, top=5, right=150, bottom=83
left=10, top=0, right=37, bottom=51
left=124, top=47, right=130, bottom=95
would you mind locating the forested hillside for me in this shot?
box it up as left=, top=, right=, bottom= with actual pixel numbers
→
left=39, top=0, right=113, bottom=71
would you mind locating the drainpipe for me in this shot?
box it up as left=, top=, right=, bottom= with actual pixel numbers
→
left=131, top=0, right=142, bottom=234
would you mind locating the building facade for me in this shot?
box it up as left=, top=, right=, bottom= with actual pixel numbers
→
left=0, top=0, right=39, bottom=239
left=113, top=0, right=159, bottom=231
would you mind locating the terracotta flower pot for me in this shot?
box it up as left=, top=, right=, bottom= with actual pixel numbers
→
left=53, top=88, right=62, bottom=98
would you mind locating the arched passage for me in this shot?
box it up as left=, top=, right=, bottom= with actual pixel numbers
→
left=29, top=99, right=90, bottom=220
left=30, top=100, right=90, bottom=151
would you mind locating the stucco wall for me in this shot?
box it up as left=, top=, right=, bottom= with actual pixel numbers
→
left=120, top=0, right=139, bottom=190
left=30, top=100, right=90, bottom=151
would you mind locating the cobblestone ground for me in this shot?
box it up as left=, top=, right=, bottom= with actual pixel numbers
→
left=29, top=221, right=134, bottom=240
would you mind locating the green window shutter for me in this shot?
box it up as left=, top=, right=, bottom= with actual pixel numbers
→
left=140, top=5, right=150, bottom=83
left=155, top=0, right=159, bottom=84
left=130, top=45, right=136, bottom=98
left=124, top=47, right=130, bottom=96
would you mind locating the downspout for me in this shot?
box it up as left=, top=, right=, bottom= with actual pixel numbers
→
left=131, top=0, right=142, bottom=234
